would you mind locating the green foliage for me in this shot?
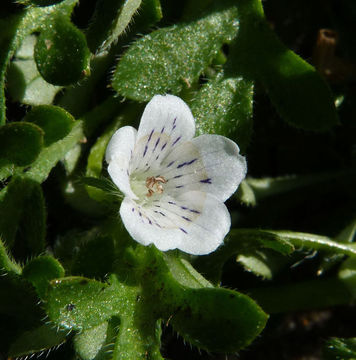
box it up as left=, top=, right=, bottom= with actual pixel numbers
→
left=34, top=13, right=90, bottom=85
left=24, top=105, right=75, bottom=146
left=1, top=0, right=355, bottom=358
left=324, top=337, right=356, bottom=360
left=86, top=0, right=143, bottom=53
left=0, top=122, right=43, bottom=167
left=112, top=5, right=239, bottom=101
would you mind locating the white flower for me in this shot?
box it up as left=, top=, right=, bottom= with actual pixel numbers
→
left=105, top=95, right=247, bottom=255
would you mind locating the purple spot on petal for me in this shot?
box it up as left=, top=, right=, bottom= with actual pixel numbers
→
left=180, top=206, right=188, bottom=210
left=180, top=227, right=188, bottom=234
left=182, top=216, right=191, bottom=222
left=173, top=117, right=177, bottom=125
left=172, top=136, right=181, bottom=146
left=139, top=212, right=142, bottom=217
left=132, top=208, right=135, bottom=212
left=200, top=178, right=212, bottom=184
left=149, top=219, right=152, bottom=225
left=168, top=201, right=176, bottom=205
left=156, top=155, right=160, bottom=160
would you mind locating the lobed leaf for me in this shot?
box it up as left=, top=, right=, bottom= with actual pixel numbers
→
left=34, top=13, right=91, bottom=86
left=22, top=256, right=65, bottom=299
left=24, top=105, right=75, bottom=146
left=169, top=287, right=268, bottom=353
left=45, top=275, right=124, bottom=331
left=0, top=122, right=43, bottom=167
left=112, top=5, right=238, bottom=101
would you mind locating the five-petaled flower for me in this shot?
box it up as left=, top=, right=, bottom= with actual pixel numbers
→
left=105, top=95, right=247, bottom=255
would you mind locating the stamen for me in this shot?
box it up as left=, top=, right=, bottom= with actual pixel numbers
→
left=145, top=176, right=167, bottom=197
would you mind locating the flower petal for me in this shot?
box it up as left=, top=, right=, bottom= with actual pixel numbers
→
left=161, top=134, right=247, bottom=202
left=129, top=95, right=195, bottom=173
left=105, top=126, right=138, bottom=199
left=120, top=191, right=230, bottom=255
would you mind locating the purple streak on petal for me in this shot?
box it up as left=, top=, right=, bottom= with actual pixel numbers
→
left=190, top=209, right=200, bottom=214
left=153, top=137, right=161, bottom=152
left=182, top=216, right=191, bottom=222
left=132, top=208, right=135, bottom=212
left=177, top=158, right=197, bottom=169
left=180, top=227, right=188, bottom=234
left=176, top=185, right=184, bottom=189
left=167, top=160, right=175, bottom=168
left=161, top=142, right=167, bottom=151
left=200, top=178, right=212, bottom=184
left=168, top=201, right=176, bottom=205
left=161, top=126, right=165, bottom=133
left=172, top=136, right=181, bottom=146
left=180, top=206, right=188, bottom=210
left=143, top=145, right=148, bottom=157
left=148, top=129, right=154, bottom=142
left=174, top=175, right=183, bottom=179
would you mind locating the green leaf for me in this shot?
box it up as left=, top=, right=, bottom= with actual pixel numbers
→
left=143, top=247, right=267, bottom=353
left=194, top=228, right=295, bottom=283
left=45, top=275, right=124, bottom=331
left=231, top=0, right=338, bottom=130
left=0, top=177, right=46, bottom=254
left=73, top=322, right=108, bottom=360
left=191, top=72, right=253, bottom=152
left=24, top=105, right=75, bottom=146
left=18, top=0, right=66, bottom=5
left=20, top=120, right=84, bottom=184
left=0, top=238, right=22, bottom=275
left=0, top=122, right=43, bottom=166
left=162, top=253, right=212, bottom=289
left=86, top=0, right=142, bottom=53
left=22, top=256, right=65, bottom=298
left=0, top=274, right=45, bottom=350
left=8, top=324, right=67, bottom=358
left=0, top=0, right=79, bottom=124
left=324, top=337, right=356, bottom=360
left=112, top=5, right=238, bottom=101
left=237, top=250, right=286, bottom=280
left=34, top=13, right=91, bottom=86
left=6, top=34, right=61, bottom=106
left=169, top=287, right=268, bottom=352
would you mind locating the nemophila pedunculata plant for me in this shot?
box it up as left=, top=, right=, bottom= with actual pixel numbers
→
left=1, top=0, right=356, bottom=359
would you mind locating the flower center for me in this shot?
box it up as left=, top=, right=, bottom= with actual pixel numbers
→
left=145, top=176, right=167, bottom=197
